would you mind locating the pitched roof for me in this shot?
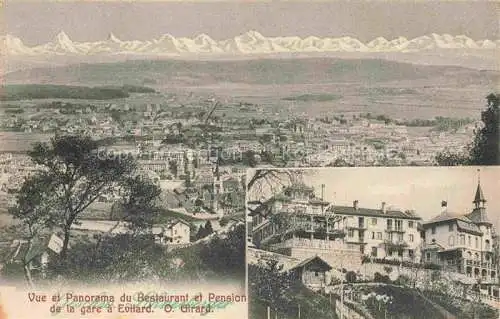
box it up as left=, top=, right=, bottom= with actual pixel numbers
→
left=424, top=211, right=462, bottom=225
left=309, top=199, right=330, bottom=206
left=456, top=219, right=482, bottom=235
left=425, top=209, right=488, bottom=234
left=289, top=256, right=332, bottom=272
left=333, top=205, right=421, bottom=220
left=473, top=183, right=486, bottom=204
left=166, top=219, right=190, bottom=228
left=424, top=241, right=446, bottom=251
left=466, top=208, right=492, bottom=225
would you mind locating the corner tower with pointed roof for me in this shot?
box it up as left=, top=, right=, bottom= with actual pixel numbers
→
left=422, top=169, right=496, bottom=282
left=467, top=170, right=492, bottom=226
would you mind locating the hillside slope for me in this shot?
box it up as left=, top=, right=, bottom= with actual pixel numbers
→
left=4, top=58, right=499, bottom=87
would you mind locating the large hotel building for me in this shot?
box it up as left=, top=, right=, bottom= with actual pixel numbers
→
left=249, top=178, right=497, bottom=282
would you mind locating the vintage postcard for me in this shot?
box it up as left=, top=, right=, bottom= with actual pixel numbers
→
left=0, top=0, right=499, bottom=318
left=247, top=167, right=500, bottom=318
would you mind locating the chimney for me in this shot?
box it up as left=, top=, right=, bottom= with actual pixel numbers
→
left=353, top=200, right=359, bottom=210
left=381, top=202, right=386, bottom=213
left=441, top=200, right=447, bottom=213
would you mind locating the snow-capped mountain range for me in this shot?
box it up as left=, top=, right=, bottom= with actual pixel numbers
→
left=1, top=31, right=499, bottom=57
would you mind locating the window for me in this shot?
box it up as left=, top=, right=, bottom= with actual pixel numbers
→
left=315, top=272, right=319, bottom=277
left=348, top=229, right=354, bottom=237
left=395, top=220, right=403, bottom=231
left=174, top=230, right=177, bottom=235
left=371, top=218, right=377, bottom=225
left=371, top=232, right=375, bottom=240
left=371, top=247, right=378, bottom=257
left=449, top=223, right=454, bottom=232
left=460, top=235, right=465, bottom=245
left=397, top=233, right=403, bottom=242
left=408, top=221, right=414, bottom=228
left=409, top=234, right=414, bottom=242
left=486, top=240, right=491, bottom=250
left=475, top=237, right=479, bottom=249
left=432, top=226, right=436, bottom=235
left=387, top=219, right=393, bottom=230
left=448, top=235, right=454, bottom=246
left=468, top=236, right=471, bottom=246
left=377, top=232, right=383, bottom=240
left=398, top=250, right=403, bottom=257
left=426, top=252, right=431, bottom=261
left=409, top=250, right=414, bottom=258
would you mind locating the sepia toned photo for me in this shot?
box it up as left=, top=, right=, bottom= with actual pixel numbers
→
left=247, top=167, right=500, bottom=319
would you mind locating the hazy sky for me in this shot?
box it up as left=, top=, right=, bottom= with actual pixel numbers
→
left=301, top=166, right=500, bottom=226
left=4, top=1, right=499, bottom=45
left=248, top=166, right=500, bottom=228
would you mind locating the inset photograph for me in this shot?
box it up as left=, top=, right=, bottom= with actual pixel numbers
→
left=247, top=167, right=500, bottom=319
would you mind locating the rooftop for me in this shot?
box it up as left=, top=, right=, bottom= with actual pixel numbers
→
left=332, top=205, right=421, bottom=220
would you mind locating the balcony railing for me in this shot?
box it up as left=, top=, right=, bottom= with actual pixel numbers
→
left=386, top=227, right=405, bottom=233
left=279, top=207, right=331, bottom=216
left=466, top=260, right=482, bottom=267
left=269, top=238, right=358, bottom=251
left=465, top=260, right=497, bottom=270
left=346, top=224, right=367, bottom=230
left=346, top=237, right=367, bottom=244
left=384, top=240, right=408, bottom=249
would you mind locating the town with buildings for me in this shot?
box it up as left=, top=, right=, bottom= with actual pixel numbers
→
left=247, top=169, right=499, bottom=318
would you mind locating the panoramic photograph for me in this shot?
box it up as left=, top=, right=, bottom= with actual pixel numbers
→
left=247, top=167, right=500, bottom=319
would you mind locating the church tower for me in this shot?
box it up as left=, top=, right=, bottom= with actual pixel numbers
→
left=212, top=160, right=222, bottom=212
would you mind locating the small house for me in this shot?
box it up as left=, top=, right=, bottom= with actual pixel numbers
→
left=152, top=219, right=191, bottom=245
left=289, top=256, right=332, bottom=291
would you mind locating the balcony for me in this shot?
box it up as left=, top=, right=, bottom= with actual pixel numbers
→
left=346, top=223, right=367, bottom=230
left=384, top=240, right=408, bottom=250
left=279, top=206, right=332, bottom=216
left=269, top=238, right=357, bottom=251
left=385, top=227, right=405, bottom=233
left=482, top=262, right=497, bottom=270
left=346, top=237, right=367, bottom=245
left=466, top=260, right=482, bottom=267
left=465, top=260, right=497, bottom=270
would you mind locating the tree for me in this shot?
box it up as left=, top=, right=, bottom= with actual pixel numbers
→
left=196, top=225, right=206, bottom=240
left=194, top=198, right=204, bottom=207
left=469, top=93, right=499, bottom=165
left=436, top=94, right=499, bottom=166
left=328, top=158, right=353, bottom=167
left=435, top=150, right=470, bottom=166
left=47, top=234, right=171, bottom=284
left=345, top=271, right=357, bottom=283
left=204, top=221, right=214, bottom=235
left=199, top=224, right=245, bottom=282
left=168, top=160, right=178, bottom=178
left=248, top=258, right=294, bottom=316
left=10, top=135, right=158, bottom=262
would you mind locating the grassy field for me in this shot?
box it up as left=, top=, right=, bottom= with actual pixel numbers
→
left=250, top=283, right=338, bottom=319
left=283, top=93, right=342, bottom=102
left=0, top=84, right=157, bottom=101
